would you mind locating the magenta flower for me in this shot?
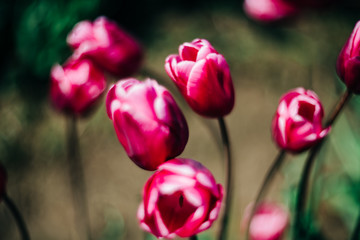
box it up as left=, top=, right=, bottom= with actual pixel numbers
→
left=336, top=21, right=360, bottom=94
left=243, top=0, right=298, bottom=23
left=106, top=78, right=189, bottom=171
left=249, top=203, right=289, bottom=240
left=50, top=58, right=106, bottom=116
left=272, top=88, right=330, bottom=152
left=137, top=158, right=223, bottom=238
left=67, top=16, right=143, bottom=78
left=165, top=39, right=235, bottom=118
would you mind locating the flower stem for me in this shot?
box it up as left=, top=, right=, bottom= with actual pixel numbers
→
left=3, top=193, right=30, bottom=240
left=190, top=235, right=198, bottom=240
left=245, top=150, right=286, bottom=240
left=293, top=89, right=352, bottom=239
left=350, top=210, right=360, bottom=240
left=217, top=117, right=233, bottom=240
left=66, top=116, right=92, bottom=240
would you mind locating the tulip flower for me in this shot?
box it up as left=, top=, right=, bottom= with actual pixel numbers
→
left=272, top=88, right=330, bottom=152
left=106, top=78, right=189, bottom=170
left=243, top=0, right=298, bottom=23
left=248, top=203, right=289, bottom=240
left=165, top=39, right=235, bottom=118
left=67, top=16, right=143, bottom=78
left=137, top=158, right=223, bottom=238
left=50, top=58, right=106, bottom=116
left=336, top=21, right=360, bottom=94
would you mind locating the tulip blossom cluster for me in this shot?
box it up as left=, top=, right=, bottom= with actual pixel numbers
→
left=271, top=88, right=330, bottom=152
left=138, top=158, right=223, bottom=238
left=50, top=16, right=143, bottom=116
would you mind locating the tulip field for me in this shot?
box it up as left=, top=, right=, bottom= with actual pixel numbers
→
left=0, top=0, right=359, bottom=240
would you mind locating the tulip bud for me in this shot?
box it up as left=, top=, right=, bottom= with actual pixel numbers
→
left=243, top=202, right=289, bottom=240
left=50, top=58, right=106, bottom=116
left=243, top=0, right=298, bottom=23
left=165, top=39, right=235, bottom=118
left=106, top=78, right=189, bottom=170
left=272, top=88, right=330, bottom=152
left=137, top=158, right=223, bottom=238
left=336, top=21, right=360, bottom=94
left=67, top=16, right=143, bottom=78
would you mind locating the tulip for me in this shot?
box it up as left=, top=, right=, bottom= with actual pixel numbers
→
left=50, top=58, right=106, bottom=116
left=243, top=0, right=298, bottom=23
left=165, top=39, right=235, bottom=118
left=272, top=88, right=330, bottom=152
left=67, top=16, right=143, bottom=78
left=137, top=158, right=223, bottom=238
left=106, top=78, right=189, bottom=170
left=336, top=21, right=360, bottom=94
left=247, top=203, right=289, bottom=240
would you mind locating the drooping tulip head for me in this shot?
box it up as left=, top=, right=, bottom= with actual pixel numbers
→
left=138, top=158, right=223, bottom=238
left=106, top=78, right=189, bottom=170
left=165, top=39, right=235, bottom=118
left=67, top=16, right=143, bottom=78
left=272, top=88, right=330, bottom=152
left=50, top=58, right=106, bottom=116
left=336, top=21, right=360, bottom=94
left=243, top=0, right=299, bottom=23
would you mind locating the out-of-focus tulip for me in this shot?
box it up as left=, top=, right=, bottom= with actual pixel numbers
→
left=137, top=158, right=223, bottom=238
left=0, top=164, right=7, bottom=200
left=50, top=58, right=106, bottom=116
left=106, top=78, right=188, bottom=170
left=245, top=202, right=289, bottom=240
left=67, top=16, right=143, bottom=78
left=243, top=0, right=298, bottom=23
left=272, top=88, right=330, bottom=152
left=336, top=21, right=360, bottom=94
left=165, top=39, right=234, bottom=118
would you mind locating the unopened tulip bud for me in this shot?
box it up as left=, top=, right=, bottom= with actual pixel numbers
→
left=106, top=78, right=188, bottom=170
left=50, top=58, right=106, bottom=116
left=165, top=39, right=235, bottom=118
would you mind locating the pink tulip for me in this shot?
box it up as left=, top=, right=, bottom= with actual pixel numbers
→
left=247, top=203, right=289, bottom=240
left=272, top=88, right=330, bottom=152
left=106, top=78, right=189, bottom=170
left=165, top=39, right=235, bottom=118
left=337, top=21, right=360, bottom=94
left=67, top=16, right=143, bottom=78
left=243, top=0, right=298, bottom=23
left=137, top=158, right=223, bottom=238
left=50, top=58, right=106, bottom=116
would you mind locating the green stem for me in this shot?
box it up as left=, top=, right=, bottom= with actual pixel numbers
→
left=245, top=150, right=286, bottom=240
left=66, top=116, right=92, bottom=240
left=350, top=210, right=360, bottom=240
left=293, top=89, right=352, bottom=239
left=217, top=117, right=233, bottom=240
left=3, top=193, right=30, bottom=240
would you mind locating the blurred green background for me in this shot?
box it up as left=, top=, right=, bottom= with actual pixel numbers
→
left=0, top=0, right=360, bottom=239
